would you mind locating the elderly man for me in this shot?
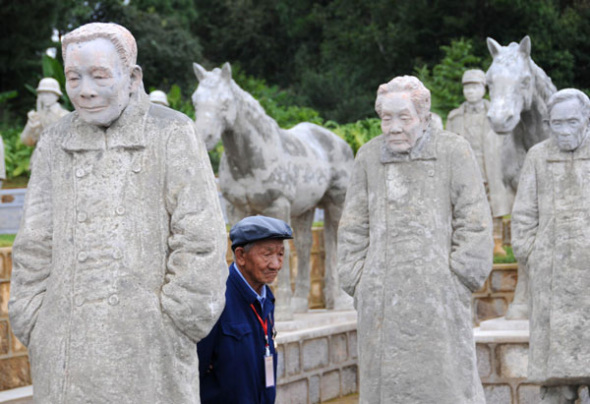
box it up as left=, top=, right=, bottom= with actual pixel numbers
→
left=512, top=88, right=590, bottom=404
left=21, top=77, right=69, bottom=147
left=198, top=216, right=292, bottom=404
left=447, top=69, right=512, bottom=256
left=8, top=22, right=227, bottom=403
left=338, top=76, right=493, bottom=403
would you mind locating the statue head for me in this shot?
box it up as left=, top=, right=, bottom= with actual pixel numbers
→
left=462, top=69, right=486, bottom=104
left=375, top=76, right=431, bottom=154
left=36, top=77, right=63, bottom=110
left=547, top=89, right=590, bottom=152
left=149, top=90, right=169, bottom=107
left=62, top=22, right=143, bottom=127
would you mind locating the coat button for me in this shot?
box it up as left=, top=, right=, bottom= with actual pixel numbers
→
left=416, top=229, right=424, bottom=235
left=428, top=170, right=435, bottom=177
left=108, top=294, right=119, bottom=306
left=115, top=206, right=125, bottom=215
left=132, top=165, right=142, bottom=173
left=77, top=212, right=87, bottom=222
left=74, top=295, right=85, bottom=307
left=78, top=251, right=88, bottom=262
left=75, top=168, right=85, bottom=178
left=112, top=250, right=123, bottom=260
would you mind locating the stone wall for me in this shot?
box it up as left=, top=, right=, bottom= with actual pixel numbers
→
left=472, top=263, right=518, bottom=325
left=0, top=248, right=31, bottom=391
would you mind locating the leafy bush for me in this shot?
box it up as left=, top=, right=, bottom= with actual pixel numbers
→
left=2, top=125, right=32, bottom=180
left=326, top=118, right=381, bottom=155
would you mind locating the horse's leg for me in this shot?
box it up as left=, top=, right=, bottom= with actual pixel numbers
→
left=291, top=209, right=315, bottom=313
left=324, top=201, right=354, bottom=311
left=262, top=197, right=294, bottom=320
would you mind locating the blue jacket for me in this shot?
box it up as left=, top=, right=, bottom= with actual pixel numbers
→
left=197, top=263, right=277, bottom=404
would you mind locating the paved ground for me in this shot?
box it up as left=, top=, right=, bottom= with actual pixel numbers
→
left=324, top=393, right=359, bottom=403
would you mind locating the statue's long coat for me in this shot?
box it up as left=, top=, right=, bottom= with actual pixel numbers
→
left=338, top=129, right=492, bottom=404
left=512, top=136, right=590, bottom=385
left=9, top=93, right=228, bottom=404
left=446, top=99, right=513, bottom=217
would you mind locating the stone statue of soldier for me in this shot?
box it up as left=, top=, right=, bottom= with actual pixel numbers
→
left=21, top=77, right=69, bottom=147
left=9, top=22, right=228, bottom=403
left=512, top=88, right=590, bottom=403
left=338, top=75, right=492, bottom=403
left=447, top=69, right=512, bottom=256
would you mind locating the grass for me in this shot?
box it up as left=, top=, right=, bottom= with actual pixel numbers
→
left=493, top=245, right=516, bottom=264
left=0, top=234, right=15, bottom=247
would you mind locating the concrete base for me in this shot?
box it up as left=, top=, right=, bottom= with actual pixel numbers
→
left=0, top=386, right=33, bottom=404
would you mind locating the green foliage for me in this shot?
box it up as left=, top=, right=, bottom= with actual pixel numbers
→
left=163, top=84, right=195, bottom=119
left=415, top=39, right=483, bottom=119
left=1, top=125, right=32, bottom=179
left=493, top=246, right=516, bottom=264
left=0, top=235, right=16, bottom=248
left=326, top=118, right=381, bottom=155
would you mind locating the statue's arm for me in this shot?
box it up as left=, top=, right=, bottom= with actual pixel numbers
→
left=337, top=151, right=370, bottom=297
left=449, top=138, right=494, bottom=292
left=161, top=119, right=228, bottom=343
left=21, top=113, right=41, bottom=147
left=8, top=132, right=54, bottom=347
left=510, top=151, right=539, bottom=265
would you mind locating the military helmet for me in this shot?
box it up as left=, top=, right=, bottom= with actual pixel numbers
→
left=149, top=90, right=169, bottom=107
left=462, top=69, right=486, bottom=86
left=36, top=77, right=63, bottom=96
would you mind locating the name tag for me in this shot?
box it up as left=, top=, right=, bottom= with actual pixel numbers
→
left=264, top=354, right=275, bottom=388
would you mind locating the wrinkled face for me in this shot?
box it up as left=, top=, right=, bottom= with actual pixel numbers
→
left=380, top=92, right=425, bottom=154
left=235, top=239, right=285, bottom=293
left=65, top=38, right=133, bottom=127
left=38, top=92, right=59, bottom=109
left=549, top=98, right=589, bottom=151
left=463, top=83, right=485, bottom=104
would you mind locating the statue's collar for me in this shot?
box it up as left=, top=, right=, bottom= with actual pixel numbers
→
left=546, top=130, right=590, bottom=161
left=62, top=91, right=151, bottom=152
left=380, top=126, right=437, bottom=164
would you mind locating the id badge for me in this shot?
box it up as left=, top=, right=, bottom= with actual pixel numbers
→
left=264, top=354, right=275, bottom=388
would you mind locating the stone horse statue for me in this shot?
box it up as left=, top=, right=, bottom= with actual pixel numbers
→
left=192, top=62, right=354, bottom=317
left=485, top=35, right=557, bottom=320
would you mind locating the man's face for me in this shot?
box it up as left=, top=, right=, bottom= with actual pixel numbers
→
left=38, top=92, right=59, bottom=109
left=463, top=82, right=485, bottom=104
left=65, top=38, right=133, bottom=127
left=549, top=98, right=589, bottom=151
left=235, top=239, right=285, bottom=293
left=380, top=92, right=426, bottom=154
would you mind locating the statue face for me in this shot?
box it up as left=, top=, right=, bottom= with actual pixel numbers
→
left=380, top=92, right=426, bottom=154
left=549, top=98, right=589, bottom=151
left=463, top=83, right=485, bottom=104
left=65, top=38, right=133, bottom=127
left=38, top=92, right=59, bottom=109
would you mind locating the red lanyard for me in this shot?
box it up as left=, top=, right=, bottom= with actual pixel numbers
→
left=250, top=303, right=271, bottom=355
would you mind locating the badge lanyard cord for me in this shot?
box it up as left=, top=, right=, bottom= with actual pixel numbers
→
left=250, top=303, right=271, bottom=356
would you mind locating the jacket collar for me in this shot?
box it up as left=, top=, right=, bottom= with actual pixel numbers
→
left=229, top=263, right=275, bottom=308
left=380, top=125, right=437, bottom=164
left=62, top=90, right=151, bottom=152
left=546, top=130, right=590, bottom=161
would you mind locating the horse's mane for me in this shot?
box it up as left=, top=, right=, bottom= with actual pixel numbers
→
left=230, top=80, right=282, bottom=141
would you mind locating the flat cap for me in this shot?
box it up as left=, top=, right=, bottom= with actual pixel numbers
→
left=462, top=69, right=486, bottom=85
left=230, top=216, right=293, bottom=251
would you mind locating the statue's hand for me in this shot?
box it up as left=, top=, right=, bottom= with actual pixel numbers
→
left=27, top=110, right=40, bottom=127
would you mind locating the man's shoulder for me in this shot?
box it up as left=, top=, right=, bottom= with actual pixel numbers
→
left=357, top=134, right=383, bottom=158
left=148, top=104, right=194, bottom=127
left=447, top=105, right=464, bottom=121
left=434, top=129, right=472, bottom=155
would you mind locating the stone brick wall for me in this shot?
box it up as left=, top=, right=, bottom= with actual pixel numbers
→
left=0, top=248, right=31, bottom=391
left=472, top=263, right=518, bottom=325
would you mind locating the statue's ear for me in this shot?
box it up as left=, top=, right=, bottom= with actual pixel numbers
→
left=193, top=63, right=206, bottom=82
left=130, top=65, right=143, bottom=93
left=519, top=36, right=531, bottom=57
left=487, top=37, right=501, bottom=58
left=221, top=62, right=232, bottom=82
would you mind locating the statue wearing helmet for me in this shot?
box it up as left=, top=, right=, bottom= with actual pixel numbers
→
left=149, top=90, right=169, bottom=107
left=21, top=78, right=70, bottom=149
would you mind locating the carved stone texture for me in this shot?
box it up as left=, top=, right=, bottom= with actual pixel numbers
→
left=486, top=35, right=557, bottom=320
left=337, top=75, right=493, bottom=403
left=8, top=22, right=227, bottom=404
left=192, top=62, right=354, bottom=318
left=512, top=88, right=590, bottom=388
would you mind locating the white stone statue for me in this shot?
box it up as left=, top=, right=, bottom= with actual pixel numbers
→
left=8, top=22, right=228, bottom=403
left=192, top=62, right=354, bottom=318
left=511, top=88, right=590, bottom=403
left=447, top=69, right=512, bottom=256
left=149, top=89, right=169, bottom=106
left=485, top=35, right=557, bottom=320
left=338, top=76, right=493, bottom=403
left=20, top=77, right=69, bottom=147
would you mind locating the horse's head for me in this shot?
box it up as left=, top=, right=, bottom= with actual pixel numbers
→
left=192, top=62, right=237, bottom=151
left=486, top=36, right=535, bottom=135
